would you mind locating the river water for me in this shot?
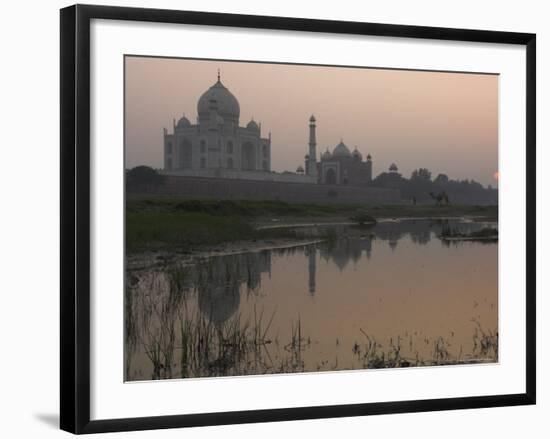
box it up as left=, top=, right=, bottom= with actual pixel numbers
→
left=125, top=218, right=498, bottom=381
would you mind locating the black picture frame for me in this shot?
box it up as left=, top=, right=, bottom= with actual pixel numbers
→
left=60, top=4, right=536, bottom=434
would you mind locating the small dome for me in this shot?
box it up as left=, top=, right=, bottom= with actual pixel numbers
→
left=333, top=140, right=351, bottom=158
left=352, top=147, right=363, bottom=160
left=296, top=165, right=305, bottom=173
left=198, top=285, right=240, bottom=324
left=309, top=114, right=316, bottom=123
left=246, top=119, right=259, bottom=131
left=321, top=148, right=332, bottom=160
left=389, top=163, right=398, bottom=172
left=197, top=75, right=240, bottom=122
left=176, top=115, right=191, bottom=128
left=367, top=153, right=372, bottom=161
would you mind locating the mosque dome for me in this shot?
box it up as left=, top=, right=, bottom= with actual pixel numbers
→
left=246, top=119, right=259, bottom=131
left=333, top=140, right=351, bottom=158
left=197, top=75, right=240, bottom=121
left=352, top=147, right=363, bottom=160
left=176, top=115, right=191, bottom=128
left=321, top=148, right=333, bottom=160
left=296, top=165, right=304, bottom=174
left=389, top=163, right=399, bottom=172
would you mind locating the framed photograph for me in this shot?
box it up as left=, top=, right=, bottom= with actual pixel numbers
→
left=60, top=4, right=536, bottom=434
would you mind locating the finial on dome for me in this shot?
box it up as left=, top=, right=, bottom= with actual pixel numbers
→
left=217, top=68, right=220, bottom=82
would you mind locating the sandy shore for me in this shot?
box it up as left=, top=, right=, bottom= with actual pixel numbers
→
left=126, top=237, right=325, bottom=272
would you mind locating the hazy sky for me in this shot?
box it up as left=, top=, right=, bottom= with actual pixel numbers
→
left=125, top=56, right=498, bottom=187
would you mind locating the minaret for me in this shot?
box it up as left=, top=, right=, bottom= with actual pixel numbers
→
left=307, top=115, right=318, bottom=178
left=366, top=153, right=373, bottom=182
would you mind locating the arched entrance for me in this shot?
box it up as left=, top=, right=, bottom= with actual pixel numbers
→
left=178, top=138, right=192, bottom=169
left=241, top=142, right=256, bottom=170
left=325, top=168, right=337, bottom=185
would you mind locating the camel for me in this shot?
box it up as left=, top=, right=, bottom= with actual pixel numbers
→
left=429, top=191, right=450, bottom=206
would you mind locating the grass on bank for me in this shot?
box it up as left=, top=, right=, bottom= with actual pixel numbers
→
left=126, top=210, right=304, bottom=252
left=126, top=211, right=254, bottom=252
left=127, top=198, right=350, bottom=217
left=127, top=198, right=497, bottom=219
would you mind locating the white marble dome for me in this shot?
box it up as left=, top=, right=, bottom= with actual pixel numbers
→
left=333, top=140, right=351, bottom=158
left=197, top=79, right=240, bottom=121
left=176, top=115, right=191, bottom=128
left=352, top=147, right=363, bottom=160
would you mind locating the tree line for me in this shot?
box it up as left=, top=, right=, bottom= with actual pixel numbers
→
left=372, top=168, right=498, bottom=205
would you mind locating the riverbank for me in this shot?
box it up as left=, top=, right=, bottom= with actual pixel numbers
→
left=126, top=198, right=498, bottom=254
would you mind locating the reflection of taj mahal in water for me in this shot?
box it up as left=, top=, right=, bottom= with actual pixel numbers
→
left=197, top=238, right=376, bottom=324
left=197, top=223, right=436, bottom=324
left=162, top=72, right=377, bottom=186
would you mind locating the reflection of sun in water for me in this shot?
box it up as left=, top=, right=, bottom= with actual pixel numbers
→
left=493, top=171, right=499, bottom=181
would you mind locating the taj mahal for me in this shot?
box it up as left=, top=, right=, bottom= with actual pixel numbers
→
left=163, top=72, right=379, bottom=187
